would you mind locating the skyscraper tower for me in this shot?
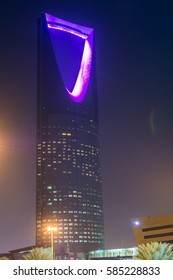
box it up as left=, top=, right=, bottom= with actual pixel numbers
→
left=36, top=13, right=104, bottom=255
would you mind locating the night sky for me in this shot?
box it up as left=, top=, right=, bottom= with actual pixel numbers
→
left=1, top=0, right=173, bottom=253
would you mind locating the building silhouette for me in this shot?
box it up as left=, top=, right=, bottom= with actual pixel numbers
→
left=36, top=13, right=104, bottom=255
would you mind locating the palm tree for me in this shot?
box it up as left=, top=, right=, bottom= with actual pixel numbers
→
left=134, top=241, right=173, bottom=260
left=24, top=247, right=52, bottom=260
left=0, top=256, right=9, bottom=260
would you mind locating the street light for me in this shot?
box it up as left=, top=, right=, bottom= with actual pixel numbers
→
left=133, top=221, right=140, bottom=226
left=47, top=226, right=57, bottom=259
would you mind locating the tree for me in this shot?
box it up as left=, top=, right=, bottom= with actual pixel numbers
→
left=134, top=241, right=173, bottom=260
left=23, top=248, right=52, bottom=260
left=0, top=256, right=9, bottom=260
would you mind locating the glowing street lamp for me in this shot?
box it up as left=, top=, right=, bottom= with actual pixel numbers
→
left=47, top=226, right=57, bottom=259
left=133, top=221, right=140, bottom=226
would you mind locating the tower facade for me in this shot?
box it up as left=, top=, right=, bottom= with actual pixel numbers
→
left=36, top=13, right=104, bottom=254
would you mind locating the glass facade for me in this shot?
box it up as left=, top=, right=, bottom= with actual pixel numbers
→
left=88, top=248, right=136, bottom=260
left=36, top=13, right=104, bottom=254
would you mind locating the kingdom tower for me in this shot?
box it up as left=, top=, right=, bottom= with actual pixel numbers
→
left=36, top=13, right=104, bottom=255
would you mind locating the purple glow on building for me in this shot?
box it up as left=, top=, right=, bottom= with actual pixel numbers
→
left=45, top=13, right=93, bottom=103
left=66, top=39, right=92, bottom=102
left=47, top=24, right=87, bottom=39
left=45, top=13, right=93, bottom=36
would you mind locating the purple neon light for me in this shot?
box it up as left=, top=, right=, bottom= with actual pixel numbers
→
left=47, top=24, right=87, bottom=39
left=66, top=39, right=92, bottom=102
left=45, top=13, right=92, bottom=35
left=45, top=13, right=93, bottom=103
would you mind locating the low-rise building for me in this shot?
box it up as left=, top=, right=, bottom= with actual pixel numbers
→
left=132, top=213, right=173, bottom=245
left=88, top=247, right=136, bottom=260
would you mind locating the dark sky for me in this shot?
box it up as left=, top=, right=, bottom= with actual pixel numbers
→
left=0, top=0, right=173, bottom=252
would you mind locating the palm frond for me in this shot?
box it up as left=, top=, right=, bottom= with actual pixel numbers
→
left=135, top=242, right=173, bottom=260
